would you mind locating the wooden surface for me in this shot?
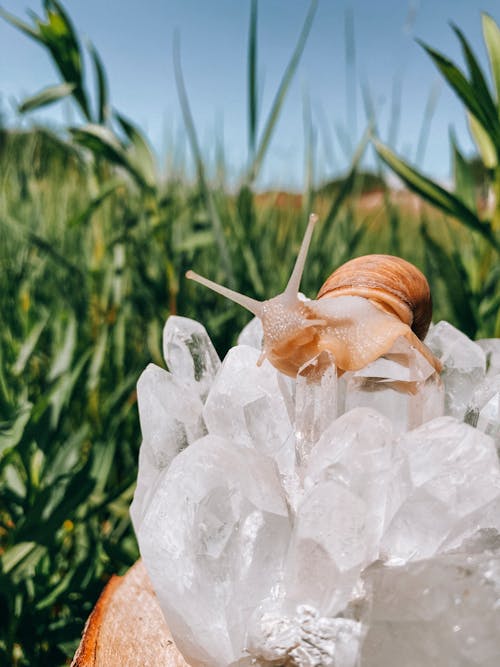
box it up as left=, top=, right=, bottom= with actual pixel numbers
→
left=72, top=560, right=190, bottom=667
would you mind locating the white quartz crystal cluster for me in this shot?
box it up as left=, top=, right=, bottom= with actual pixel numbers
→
left=131, top=315, right=500, bottom=667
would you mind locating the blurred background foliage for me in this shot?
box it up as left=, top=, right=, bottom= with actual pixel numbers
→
left=0, top=0, right=499, bottom=664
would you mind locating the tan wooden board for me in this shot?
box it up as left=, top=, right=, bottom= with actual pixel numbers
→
left=72, top=560, right=190, bottom=667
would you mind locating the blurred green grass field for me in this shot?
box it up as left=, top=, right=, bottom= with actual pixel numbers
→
left=1, top=2, right=500, bottom=665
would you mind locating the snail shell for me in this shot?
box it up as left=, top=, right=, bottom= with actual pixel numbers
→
left=318, top=254, right=432, bottom=341
left=186, top=215, right=441, bottom=378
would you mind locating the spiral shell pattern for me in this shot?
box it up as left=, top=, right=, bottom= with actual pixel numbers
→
left=317, top=254, right=432, bottom=340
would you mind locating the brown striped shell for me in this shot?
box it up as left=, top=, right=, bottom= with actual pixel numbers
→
left=317, top=254, right=432, bottom=341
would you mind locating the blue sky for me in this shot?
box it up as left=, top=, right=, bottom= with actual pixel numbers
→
left=1, top=0, right=499, bottom=189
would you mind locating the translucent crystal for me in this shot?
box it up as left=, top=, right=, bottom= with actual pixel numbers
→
left=294, top=351, right=338, bottom=465
left=203, top=346, right=292, bottom=464
left=477, top=338, right=500, bottom=377
left=237, top=316, right=263, bottom=349
left=305, top=408, right=395, bottom=565
left=425, top=321, right=486, bottom=419
left=163, top=315, right=220, bottom=400
left=134, top=435, right=291, bottom=667
left=380, top=417, right=500, bottom=562
left=465, top=374, right=500, bottom=451
left=363, top=543, right=500, bottom=667
left=343, top=337, right=444, bottom=433
left=130, top=363, right=205, bottom=526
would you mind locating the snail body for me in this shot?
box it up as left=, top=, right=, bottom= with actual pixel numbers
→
left=186, top=215, right=441, bottom=377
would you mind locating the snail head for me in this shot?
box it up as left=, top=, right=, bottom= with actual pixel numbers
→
left=186, top=214, right=325, bottom=375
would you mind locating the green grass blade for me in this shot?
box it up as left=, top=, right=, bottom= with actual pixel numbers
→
left=48, top=314, right=77, bottom=381
left=0, top=7, right=46, bottom=43
left=88, top=41, right=109, bottom=124
left=414, top=82, right=440, bottom=166
left=451, top=24, right=499, bottom=135
left=421, top=222, right=478, bottom=337
left=70, top=124, right=149, bottom=189
left=18, top=82, right=75, bottom=113
left=0, top=402, right=32, bottom=457
left=173, top=32, right=235, bottom=285
left=68, top=180, right=121, bottom=227
left=247, top=0, right=317, bottom=183
left=482, top=13, right=500, bottom=109
left=116, top=113, right=157, bottom=188
left=419, top=39, right=500, bottom=149
left=12, top=316, right=49, bottom=376
left=468, top=111, right=497, bottom=168
left=42, top=0, right=91, bottom=121
left=247, top=0, right=258, bottom=158
left=450, top=130, right=476, bottom=211
left=322, top=129, right=370, bottom=231
left=373, top=137, right=499, bottom=249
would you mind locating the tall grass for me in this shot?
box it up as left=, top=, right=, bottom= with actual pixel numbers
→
left=0, top=2, right=499, bottom=665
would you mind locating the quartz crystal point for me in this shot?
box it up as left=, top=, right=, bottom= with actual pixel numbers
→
left=132, top=315, right=500, bottom=667
left=343, top=336, right=444, bottom=433
left=425, top=321, right=486, bottom=419
left=465, top=374, right=500, bottom=451
left=380, top=418, right=500, bottom=562
left=363, top=539, right=500, bottom=667
left=163, top=315, right=221, bottom=400
left=477, top=338, right=500, bottom=377
left=237, top=316, right=263, bottom=349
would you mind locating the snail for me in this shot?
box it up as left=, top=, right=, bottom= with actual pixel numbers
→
left=186, top=214, right=442, bottom=378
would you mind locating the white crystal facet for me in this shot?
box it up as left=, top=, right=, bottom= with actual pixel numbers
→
left=363, top=543, right=500, bottom=667
left=465, top=374, right=500, bottom=451
left=344, top=336, right=444, bottom=433
left=425, top=321, right=486, bottom=419
left=477, top=338, right=500, bottom=377
left=381, top=417, right=500, bottom=562
left=163, top=315, right=220, bottom=400
left=237, top=316, right=263, bottom=349
left=136, top=435, right=291, bottom=667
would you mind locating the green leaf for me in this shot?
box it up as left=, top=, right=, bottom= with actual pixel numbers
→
left=450, top=130, right=476, bottom=211
left=373, top=137, right=499, bottom=249
left=173, top=33, right=235, bottom=286
left=70, top=124, right=149, bottom=188
left=116, top=113, right=157, bottom=188
left=419, top=39, right=500, bottom=149
left=248, top=0, right=318, bottom=183
left=44, top=0, right=91, bottom=120
left=47, top=351, right=90, bottom=429
left=0, top=7, right=46, bottom=43
left=35, top=570, right=74, bottom=610
left=18, top=82, right=75, bottom=113
left=88, top=40, right=109, bottom=124
left=0, top=402, right=33, bottom=457
left=70, top=123, right=125, bottom=163
left=1, top=541, right=47, bottom=578
left=87, top=326, right=108, bottom=391
left=421, top=222, right=478, bottom=337
left=452, top=24, right=498, bottom=128
left=68, top=180, right=121, bottom=227
left=482, top=13, right=500, bottom=109
left=48, top=314, right=77, bottom=381
left=174, top=230, right=214, bottom=253
left=12, top=315, right=49, bottom=376
left=468, top=112, right=498, bottom=169
left=322, top=129, right=370, bottom=231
